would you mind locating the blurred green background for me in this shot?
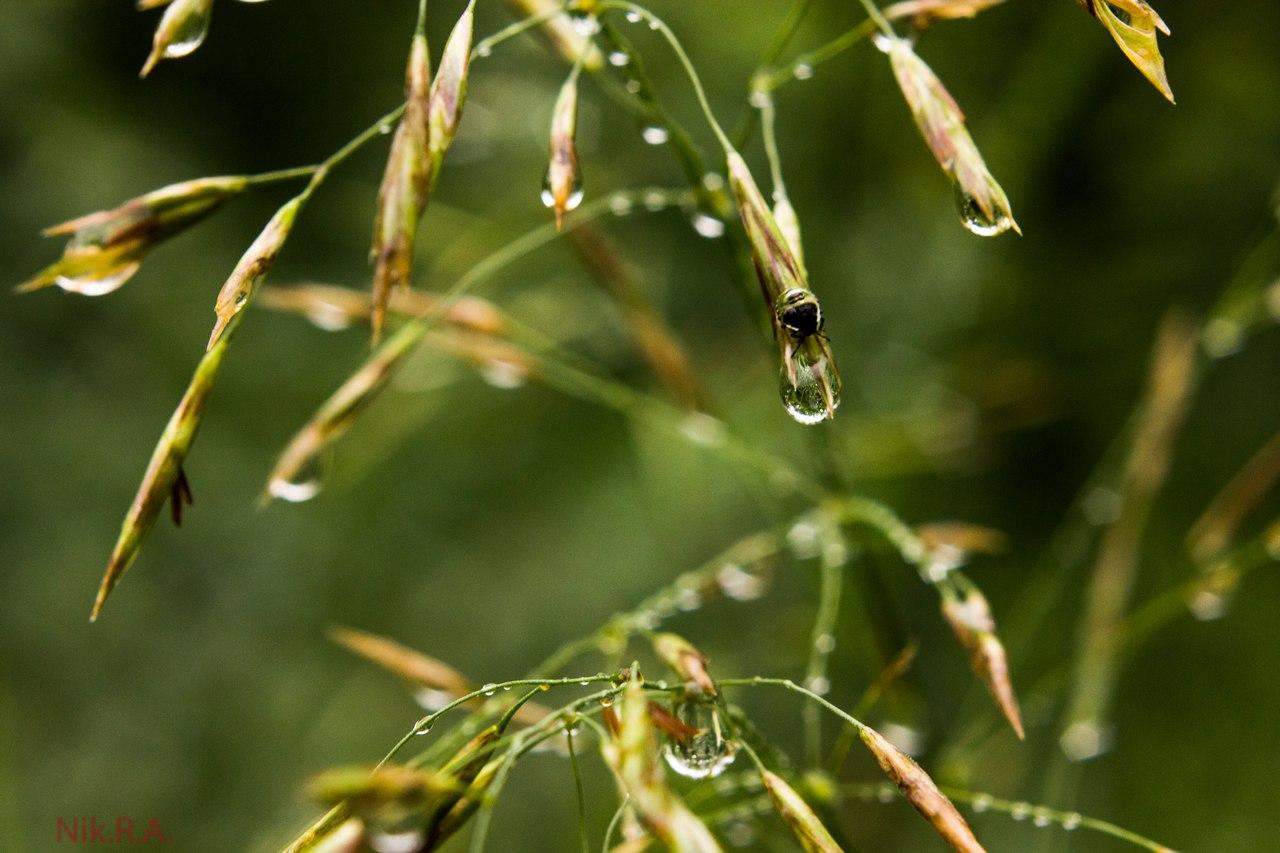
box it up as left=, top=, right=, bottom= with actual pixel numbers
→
left=2, top=0, right=1278, bottom=850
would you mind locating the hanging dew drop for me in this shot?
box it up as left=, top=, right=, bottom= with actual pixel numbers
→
left=608, top=193, right=634, bottom=216
left=368, top=830, right=425, bottom=853
left=954, top=184, right=1015, bottom=237
left=608, top=50, right=630, bottom=67
left=55, top=261, right=141, bottom=297
left=690, top=212, right=725, bottom=239
left=163, top=8, right=213, bottom=59
left=479, top=358, right=528, bottom=390
left=662, top=700, right=736, bottom=779
left=476, top=43, right=493, bottom=58
left=1032, top=809, right=1053, bottom=828
left=268, top=453, right=325, bottom=504
left=1062, top=813, right=1082, bottom=831
left=971, top=794, right=992, bottom=813
left=625, top=10, right=642, bottom=23
left=793, top=63, right=814, bottom=80
left=625, top=79, right=642, bottom=94
left=569, top=14, right=600, bottom=36
left=779, top=346, right=840, bottom=425
left=641, top=125, right=669, bottom=145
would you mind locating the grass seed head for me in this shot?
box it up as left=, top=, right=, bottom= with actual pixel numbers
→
left=91, top=337, right=230, bottom=621
left=882, top=37, right=1019, bottom=237
left=601, top=675, right=724, bottom=852
left=544, top=69, right=583, bottom=230
left=371, top=32, right=434, bottom=342
left=141, top=0, right=214, bottom=77
left=760, top=769, right=843, bottom=853
left=18, top=176, right=247, bottom=296
left=883, top=0, right=1007, bottom=29
left=651, top=633, right=716, bottom=696
left=209, top=193, right=305, bottom=349
left=1078, top=0, right=1174, bottom=102
left=428, top=0, right=476, bottom=162
left=941, top=584, right=1024, bottom=739
left=858, top=725, right=985, bottom=853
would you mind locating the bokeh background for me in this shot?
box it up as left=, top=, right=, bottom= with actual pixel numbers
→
left=2, top=1, right=1278, bottom=850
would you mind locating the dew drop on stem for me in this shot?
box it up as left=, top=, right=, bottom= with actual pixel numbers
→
left=268, top=455, right=326, bottom=504
left=56, top=262, right=141, bottom=297
left=641, top=125, right=669, bottom=145
left=662, top=699, right=736, bottom=779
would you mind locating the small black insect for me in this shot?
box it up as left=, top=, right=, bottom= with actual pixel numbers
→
left=777, top=287, right=824, bottom=340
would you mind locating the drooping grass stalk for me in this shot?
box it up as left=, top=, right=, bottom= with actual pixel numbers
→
left=1061, top=311, right=1200, bottom=761
left=827, top=642, right=918, bottom=774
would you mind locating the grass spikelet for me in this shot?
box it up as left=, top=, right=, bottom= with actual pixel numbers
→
left=651, top=633, right=716, bottom=696
left=544, top=62, right=584, bottom=229
left=140, top=0, right=214, bottom=77
left=601, top=674, right=724, bottom=852
left=208, top=194, right=305, bottom=349
left=881, top=36, right=1018, bottom=237
left=725, top=152, right=840, bottom=424
left=371, top=31, right=433, bottom=342
left=940, top=581, right=1024, bottom=739
left=427, top=0, right=476, bottom=163
left=17, top=176, right=247, bottom=296
left=90, top=335, right=230, bottom=622
left=1078, top=0, right=1174, bottom=103
left=1187, top=428, right=1280, bottom=562
left=858, top=725, right=986, bottom=853
left=760, top=769, right=843, bottom=853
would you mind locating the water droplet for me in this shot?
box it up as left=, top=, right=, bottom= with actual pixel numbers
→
left=877, top=783, right=895, bottom=803
left=378, top=121, right=394, bottom=135
left=1032, top=809, right=1053, bottom=828
left=955, top=185, right=1016, bottom=237
left=162, top=7, right=212, bottom=58
left=792, top=63, right=813, bottom=80
left=814, top=633, right=836, bottom=653
left=624, top=10, right=642, bottom=23
left=540, top=170, right=584, bottom=213
left=701, top=172, right=724, bottom=192
left=625, top=79, right=642, bottom=94
left=724, top=821, right=756, bottom=847
left=690, top=212, right=725, bottom=238
left=55, top=261, right=142, bottom=297
left=608, top=193, right=634, bottom=216
left=1010, top=803, right=1031, bottom=821
left=413, top=687, right=453, bottom=712
left=268, top=454, right=325, bottom=504
left=641, top=125, right=669, bottom=145
left=661, top=700, right=737, bottom=779
left=607, top=50, right=630, bottom=67
left=676, top=588, right=702, bottom=611
left=679, top=412, right=725, bottom=447
left=748, top=90, right=770, bottom=109
left=1062, top=812, right=1082, bottom=830
left=369, top=830, right=425, bottom=853
left=599, top=694, right=614, bottom=708
left=717, top=563, right=765, bottom=601
left=304, top=302, right=354, bottom=332
left=479, top=358, right=528, bottom=390
left=1189, top=588, right=1229, bottom=621
left=476, top=43, right=493, bottom=58
left=642, top=190, right=668, bottom=212
left=569, top=13, right=600, bottom=35
left=1059, top=720, right=1113, bottom=762
left=648, top=19, right=660, bottom=31
left=481, top=683, right=497, bottom=696
left=413, top=723, right=433, bottom=736
left=803, top=675, right=830, bottom=696
left=1082, top=486, right=1122, bottom=526
left=780, top=345, right=841, bottom=425
left=972, top=794, right=992, bottom=813
left=1202, top=317, right=1243, bottom=358
left=787, top=520, right=822, bottom=559
left=880, top=721, right=926, bottom=756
